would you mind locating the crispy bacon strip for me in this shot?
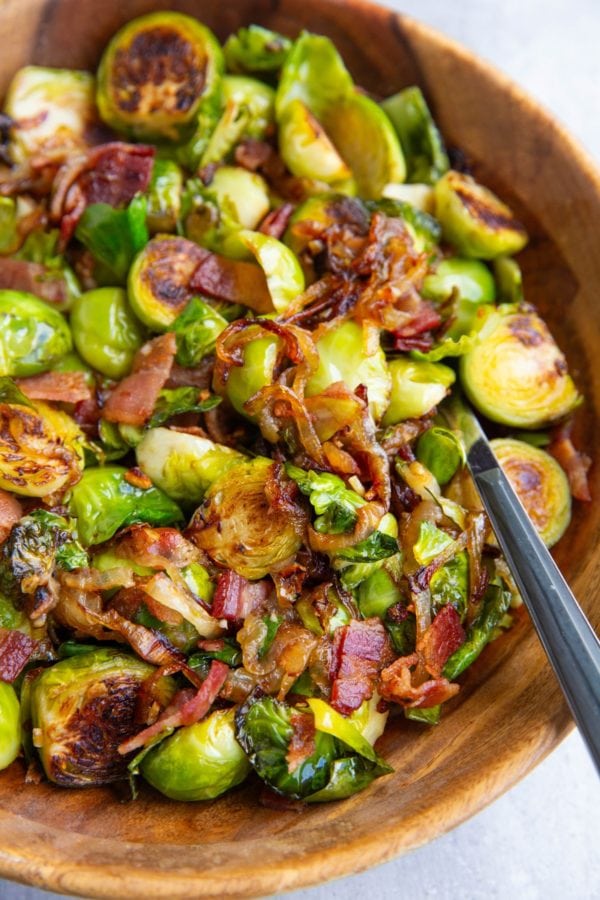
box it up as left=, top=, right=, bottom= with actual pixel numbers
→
left=0, top=489, right=23, bottom=544
left=118, top=660, right=229, bottom=755
left=16, top=371, right=93, bottom=404
left=212, top=570, right=271, bottom=621
left=102, top=332, right=176, bottom=426
left=379, top=653, right=460, bottom=708
left=259, top=203, right=295, bottom=239
left=0, top=258, right=67, bottom=305
left=0, top=628, right=37, bottom=682
left=330, top=618, right=391, bottom=715
left=418, top=605, right=465, bottom=679
left=190, top=252, right=273, bottom=314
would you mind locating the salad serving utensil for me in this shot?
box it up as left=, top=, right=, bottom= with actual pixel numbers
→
left=444, top=393, right=600, bottom=773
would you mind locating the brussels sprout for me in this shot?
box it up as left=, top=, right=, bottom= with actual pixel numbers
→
left=146, top=160, right=183, bottom=234
left=222, top=329, right=279, bottom=417
left=444, top=583, right=511, bottom=680
left=69, top=466, right=183, bottom=546
left=4, top=66, right=96, bottom=163
left=305, top=321, right=391, bottom=422
left=0, top=682, right=20, bottom=770
left=349, top=692, right=389, bottom=746
left=278, top=99, right=351, bottom=184
left=382, top=358, right=455, bottom=425
left=357, top=566, right=402, bottom=619
left=30, top=649, right=175, bottom=786
left=221, top=75, right=275, bottom=140
left=224, top=25, right=292, bottom=75
left=140, top=707, right=250, bottom=800
left=413, top=521, right=469, bottom=618
left=136, top=428, right=245, bottom=505
left=0, top=198, right=19, bottom=255
left=237, top=230, right=305, bottom=313
left=75, top=195, right=150, bottom=285
left=366, top=197, right=441, bottom=253
left=460, top=307, right=580, bottom=428
left=416, top=426, right=465, bottom=486
left=209, top=167, right=270, bottom=230
left=493, top=256, right=524, bottom=304
left=381, top=86, right=449, bottom=185
left=191, top=457, right=305, bottom=579
left=285, top=464, right=365, bottom=534
left=422, top=258, right=496, bottom=340
left=71, top=288, right=145, bottom=379
left=96, top=12, right=224, bottom=142
left=14, top=229, right=81, bottom=313
left=0, top=290, right=72, bottom=377
left=173, top=297, right=228, bottom=368
left=434, top=171, right=528, bottom=259
left=395, top=458, right=465, bottom=529
left=0, top=392, right=84, bottom=498
left=276, top=32, right=353, bottom=121
left=127, top=236, right=205, bottom=331
left=149, top=388, right=221, bottom=428
left=490, top=438, right=571, bottom=547
left=381, top=182, right=435, bottom=213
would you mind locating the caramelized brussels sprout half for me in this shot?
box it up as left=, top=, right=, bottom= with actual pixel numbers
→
left=276, top=32, right=353, bottom=120
left=128, top=236, right=205, bottom=331
left=490, top=438, right=571, bottom=547
left=220, top=75, right=275, bottom=141
left=71, top=287, right=144, bottom=379
left=381, top=86, right=449, bottom=185
left=224, top=24, right=292, bottom=75
left=237, top=230, right=305, bottom=313
left=434, top=171, right=528, bottom=259
left=136, top=428, right=245, bottom=505
left=30, top=649, right=175, bottom=786
left=209, top=167, right=270, bottom=230
left=493, top=255, right=524, bottom=304
left=0, top=290, right=72, bottom=377
left=191, top=457, right=306, bottom=579
left=146, top=160, right=184, bottom=234
left=382, top=358, right=455, bottom=425
left=140, top=708, right=251, bottom=800
left=96, top=12, right=223, bottom=142
left=0, top=393, right=84, bottom=498
left=4, top=66, right=96, bottom=163
left=460, top=307, right=580, bottom=428
left=0, top=682, right=20, bottom=770
left=279, top=99, right=351, bottom=184
left=69, top=466, right=183, bottom=546
left=305, top=320, right=391, bottom=422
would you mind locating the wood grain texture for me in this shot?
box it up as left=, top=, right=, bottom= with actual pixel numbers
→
left=0, top=0, right=599, bottom=897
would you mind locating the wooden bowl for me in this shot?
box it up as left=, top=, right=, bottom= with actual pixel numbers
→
left=1, top=1, right=599, bottom=897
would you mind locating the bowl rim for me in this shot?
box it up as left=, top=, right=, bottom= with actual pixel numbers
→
left=1, top=1, right=598, bottom=897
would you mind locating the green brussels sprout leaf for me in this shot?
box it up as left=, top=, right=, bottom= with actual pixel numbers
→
left=75, top=196, right=149, bottom=284
left=285, top=464, right=364, bottom=534
left=149, top=387, right=221, bottom=428
left=173, top=297, right=228, bottom=368
left=224, top=25, right=292, bottom=75
left=381, top=86, right=449, bottom=185
left=444, top=583, right=512, bottom=680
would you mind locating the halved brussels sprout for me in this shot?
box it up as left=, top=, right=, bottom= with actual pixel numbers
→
left=30, top=649, right=175, bottom=786
left=140, top=708, right=251, bottom=800
left=460, top=307, right=580, bottom=428
left=69, top=466, right=183, bottom=546
left=71, top=287, right=144, bottom=379
left=493, top=256, right=524, bottom=304
left=381, top=86, right=449, bottom=185
left=0, top=198, right=19, bottom=255
left=96, top=12, right=224, bottom=142
left=423, top=257, right=495, bottom=305
left=191, top=457, right=306, bottom=579
left=278, top=99, right=351, bottom=184
left=416, top=426, right=465, bottom=486
left=4, top=66, right=96, bottom=163
left=146, top=160, right=184, bottom=234
left=216, top=75, right=275, bottom=146
left=381, top=358, right=455, bottom=425
left=128, top=236, right=205, bottom=331
left=136, top=428, right=245, bottom=505
left=224, top=24, right=292, bottom=75
left=237, top=230, right=305, bottom=313
left=0, top=290, right=72, bottom=378
left=381, top=182, right=434, bottom=213
left=0, top=682, right=20, bottom=771
left=209, top=167, right=270, bottom=230
left=305, top=321, right=391, bottom=422
left=490, top=438, right=571, bottom=547
left=276, top=32, right=353, bottom=121
left=173, top=297, right=228, bottom=368
left=434, top=171, right=528, bottom=259
left=0, top=394, right=84, bottom=498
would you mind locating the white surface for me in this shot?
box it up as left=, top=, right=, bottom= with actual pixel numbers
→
left=1, top=1, right=599, bottom=898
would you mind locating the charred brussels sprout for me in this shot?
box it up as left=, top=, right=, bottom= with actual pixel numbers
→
left=96, top=12, right=224, bottom=142
left=140, top=708, right=251, bottom=800
left=382, top=358, right=455, bottom=425
left=381, top=86, right=449, bottom=185
left=0, top=391, right=84, bottom=498
left=128, top=236, right=205, bottom=331
left=191, top=457, right=306, bottom=579
left=4, top=66, right=96, bottom=163
left=30, top=649, right=175, bottom=786
left=0, top=683, right=20, bottom=770
left=306, top=321, right=391, bottom=422
left=0, top=290, right=72, bottom=377
left=69, top=466, right=183, bottom=546
left=224, top=25, right=292, bottom=75
left=136, top=428, right=245, bottom=505
left=71, top=287, right=144, bottom=379
left=434, top=171, right=528, bottom=259
left=460, top=308, right=580, bottom=428
left=491, top=438, right=571, bottom=547
left=145, top=160, right=183, bottom=234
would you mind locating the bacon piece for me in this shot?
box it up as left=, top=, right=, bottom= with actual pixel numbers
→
left=286, top=711, right=316, bottom=773
left=190, top=252, right=273, bottom=314
left=549, top=426, right=592, bottom=502
left=379, top=653, right=460, bottom=709
left=418, top=605, right=465, bottom=679
left=391, top=305, right=442, bottom=352
left=118, top=660, right=229, bottom=755
left=0, top=258, right=67, bottom=305
left=0, top=628, right=36, bottom=682
left=102, top=332, right=176, bottom=426
left=16, top=371, right=93, bottom=404
left=259, top=203, right=295, bottom=239
left=0, top=489, right=23, bottom=543
left=212, top=570, right=271, bottom=621
left=330, top=618, right=391, bottom=715
left=52, top=142, right=154, bottom=242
